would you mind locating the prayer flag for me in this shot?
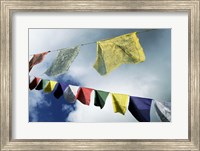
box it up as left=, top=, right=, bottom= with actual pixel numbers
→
left=44, top=81, right=57, bottom=93
left=76, top=87, right=93, bottom=105
left=29, top=77, right=41, bottom=90
left=64, top=85, right=79, bottom=103
left=94, top=90, right=109, bottom=109
left=112, top=93, right=129, bottom=115
left=93, top=32, right=145, bottom=75
left=128, top=96, right=152, bottom=122
left=29, top=51, right=49, bottom=72
left=154, top=101, right=171, bottom=122
left=45, top=46, right=80, bottom=76
left=35, top=79, right=49, bottom=90
left=53, top=83, right=69, bottom=99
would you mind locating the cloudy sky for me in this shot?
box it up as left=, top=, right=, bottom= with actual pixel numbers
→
left=29, top=28, right=171, bottom=122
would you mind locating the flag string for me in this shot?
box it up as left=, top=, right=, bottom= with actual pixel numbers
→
left=29, top=29, right=156, bottom=56
left=29, top=74, right=171, bottom=122
left=29, top=74, right=144, bottom=98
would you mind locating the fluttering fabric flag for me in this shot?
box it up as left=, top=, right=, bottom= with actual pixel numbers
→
left=94, top=90, right=109, bottom=109
left=53, top=83, right=69, bottom=99
left=64, top=85, right=79, bottom=103
left=76, top=87, right=93, bottom=105
left=112, top=93, right=129, bottom=115
left=29, top=77, right=41, bottom=90
left=154, top=100, right=171, bottom=122
left=128, top=96, right=152, bottom=122
left=44, top=80, right=58, bottom=93
left=35, top=79, right=49, bottom=90
left=93, top=32, right=146, bottom=75
left=44, top=46, right=80, bottom=76
left=29, top=51, right=49, bottom=72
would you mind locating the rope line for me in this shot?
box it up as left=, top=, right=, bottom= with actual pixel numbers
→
left=29, top=29, right=156, bottom=56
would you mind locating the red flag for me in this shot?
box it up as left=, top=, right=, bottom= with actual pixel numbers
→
left=29, top=77, right=41, bottom=90
left=76, top=87, right=93, bottom=105
left=29, top=51, right=49, bottom=72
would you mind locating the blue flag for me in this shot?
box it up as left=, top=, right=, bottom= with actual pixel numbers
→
left=53, top=83, right=69, bottom=99
left=128, top=96, right=152, bottom=122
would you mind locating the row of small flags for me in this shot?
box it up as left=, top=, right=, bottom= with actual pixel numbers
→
left=29, top=76, right=171, bottom=122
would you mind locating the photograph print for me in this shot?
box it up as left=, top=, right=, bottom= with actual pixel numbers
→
left=29, top=28, right=171, bottom=122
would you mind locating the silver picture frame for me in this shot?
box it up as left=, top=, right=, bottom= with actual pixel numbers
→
left=0, top=0, right=199, bottom=150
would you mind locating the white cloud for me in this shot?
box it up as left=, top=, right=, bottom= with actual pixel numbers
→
left=62, top=104, right=74, bottom=113
left=29, top=90, right=51, bottom=121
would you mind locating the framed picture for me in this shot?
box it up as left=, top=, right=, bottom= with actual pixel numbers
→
left=0, top=0, right=199, bottom=150
left=28, top=28, right=171, bottom=123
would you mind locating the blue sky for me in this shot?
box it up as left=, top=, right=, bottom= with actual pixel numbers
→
left=29, top=29, right=171, bottom=122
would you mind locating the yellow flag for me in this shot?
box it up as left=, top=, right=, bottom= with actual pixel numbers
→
left=44, top=81, right=57, bottom=93
left=93, top=32, right=145, bottom=75
left=112, top=93, right=129, bottom=115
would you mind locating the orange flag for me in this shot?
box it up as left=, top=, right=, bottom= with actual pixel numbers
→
left=29, top=51, right=49, bottom=72
left=76, top=87, right=93, bottom=105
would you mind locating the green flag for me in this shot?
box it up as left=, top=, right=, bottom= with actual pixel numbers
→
left=94, top=90, right=109, bottom=109
left=35, top=79, right=49, bottom=90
